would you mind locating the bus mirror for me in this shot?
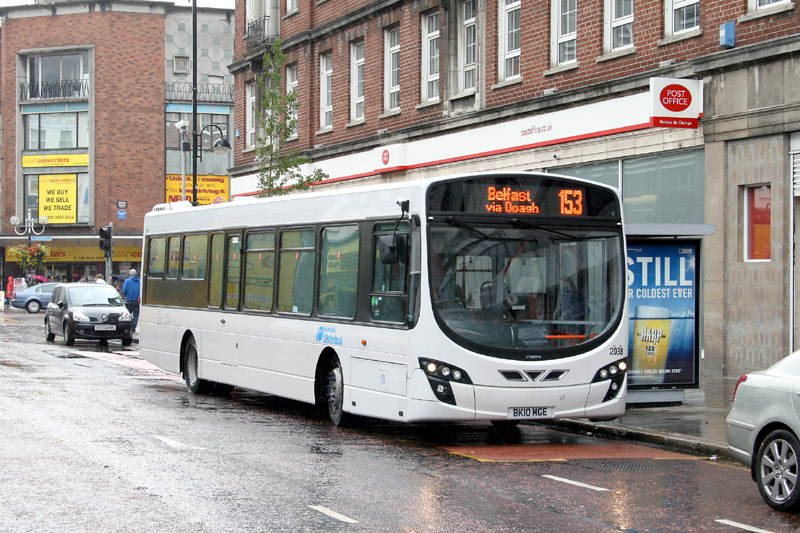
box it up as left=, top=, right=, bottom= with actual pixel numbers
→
left=378, top=235, right=399, bottom=264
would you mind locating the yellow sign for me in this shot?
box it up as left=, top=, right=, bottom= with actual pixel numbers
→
left=5, top=245, right=142, bottom=263
left=22, top=154, right=89, bottom=168
left=39, top=174, right=77, bottom=224
left=166, top=174, right=229, bottom=205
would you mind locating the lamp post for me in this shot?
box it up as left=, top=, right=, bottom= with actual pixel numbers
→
left=10, top=209, right=48, bottom=244
left=191, top=0, right=232, bottom=206
left=175, top=119, right=191, bottom=201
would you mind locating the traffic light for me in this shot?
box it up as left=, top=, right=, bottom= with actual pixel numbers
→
left=98, top=225, right=113, bottom=258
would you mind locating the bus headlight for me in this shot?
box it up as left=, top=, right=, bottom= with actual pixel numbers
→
left=591, top=358, right=628, bottom=403
left=419, top=358, right=472, bottom=406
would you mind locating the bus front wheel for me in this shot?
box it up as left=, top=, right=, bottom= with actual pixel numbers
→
left=326, top=357, right=350, bottom=427
left=183, top=336, right=212, bottom=395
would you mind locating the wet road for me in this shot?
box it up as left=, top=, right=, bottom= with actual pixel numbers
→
left=2, top=309, right=800, bottom=532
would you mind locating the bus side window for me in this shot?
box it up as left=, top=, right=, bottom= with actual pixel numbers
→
left=208, top=233, right=224, bottom=308
left=370, top=224, right=408, bottom=323
left=277, top=229, right=315, bottom=315
left=243, top=230, right=275, bottom=312
left=318, top=225, right=359, bottom=319
left=147, top=237, right=166, bottom=279
left=224, top=235, right=242, bottom=310
left=182, top=234, right=208, bottom=280
left=167, top=236, right=181, bottom=279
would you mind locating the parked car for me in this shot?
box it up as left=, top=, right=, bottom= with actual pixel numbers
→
left=45, top=282, right=133, bottom=346
left=726, top=350, right=800, bottom=511
left=10, top=282, right=61, bottom=313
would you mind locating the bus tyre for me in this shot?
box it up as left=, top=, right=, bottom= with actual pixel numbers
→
left=327, top=357, right=350, bottom=427
left=183, top=336, right=212, bottom=395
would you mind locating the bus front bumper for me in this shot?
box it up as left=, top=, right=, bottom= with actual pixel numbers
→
left=406, top=369, right=627, bottom=422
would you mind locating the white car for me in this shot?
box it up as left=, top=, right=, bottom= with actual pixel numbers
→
left=726, top=350, right=800, bottom=511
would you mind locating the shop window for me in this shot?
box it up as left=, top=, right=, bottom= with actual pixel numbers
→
left=165, top=112, right=228, bottom=151
left=554, top=149, right=704, bottom=225
left=622, top=150, right=704, bottom=224
left=24, top=111, right=89, bottom=149
left=24, top=173, right=90, bottom=224
left=745, top=185, right=771, bottom=261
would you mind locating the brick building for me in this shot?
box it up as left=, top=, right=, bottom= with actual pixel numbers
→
left=230, top=0, right=799, bottom=393
left=0, top=1, right=233, bottom=284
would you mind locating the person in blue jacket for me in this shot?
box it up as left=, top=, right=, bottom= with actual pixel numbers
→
left=122, top=269, right=141, bottom=331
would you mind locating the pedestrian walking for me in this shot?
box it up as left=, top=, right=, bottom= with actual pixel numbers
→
left=95, top=273, right=106, bottom=283
left=122, top=269, right=141, bottom=331
left=5, top=276, right=14, bottom=307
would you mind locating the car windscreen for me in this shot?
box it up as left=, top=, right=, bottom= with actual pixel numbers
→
left=68, top=285, right=123, bottom=307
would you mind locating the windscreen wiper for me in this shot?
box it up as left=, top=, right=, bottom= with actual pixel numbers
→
left=509, top=218, right=578, bottom=240
left=443, top=216, right=489, bottom=240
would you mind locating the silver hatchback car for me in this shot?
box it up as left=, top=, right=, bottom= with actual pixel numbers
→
left=726, top=350, right=800, bottom=512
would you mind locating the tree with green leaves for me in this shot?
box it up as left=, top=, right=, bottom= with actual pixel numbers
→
left=255, top=39, right=327, bottom=197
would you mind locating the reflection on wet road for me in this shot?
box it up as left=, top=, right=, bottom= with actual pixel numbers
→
left=2, top=309, right=799, bottom=532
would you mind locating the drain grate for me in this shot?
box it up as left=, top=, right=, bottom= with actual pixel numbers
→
left=582, top=461, right=656, bottom=472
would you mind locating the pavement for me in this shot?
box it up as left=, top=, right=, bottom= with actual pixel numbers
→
left=543, top=376, right=736, bottom=460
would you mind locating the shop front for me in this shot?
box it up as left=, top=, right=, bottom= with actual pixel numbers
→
left=3, top=242, right=142, bottom=283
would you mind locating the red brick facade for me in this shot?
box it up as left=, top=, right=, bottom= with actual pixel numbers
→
left=232, top=0, right=800, bottom=178
left=0, top=8, right=165, bottom=237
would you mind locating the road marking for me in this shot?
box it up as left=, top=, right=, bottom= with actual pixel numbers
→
left=715, top=519, right=775, bottom=533
left=541, top=474, right=610, bottom=492
left=154, top=435, right=207, bottom=451
left=308, top=505, right=358, bottom=524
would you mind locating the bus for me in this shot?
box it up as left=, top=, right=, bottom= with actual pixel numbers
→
left=139, top=171, right=629, bottom=427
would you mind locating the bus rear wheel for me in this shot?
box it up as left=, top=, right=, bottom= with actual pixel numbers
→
left=183, top=336, right=212, bottom=395
left=326, top=357, right=350, bottom=427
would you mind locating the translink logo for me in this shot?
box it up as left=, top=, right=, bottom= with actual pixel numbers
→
left=316, top=326, right=343, bottom=346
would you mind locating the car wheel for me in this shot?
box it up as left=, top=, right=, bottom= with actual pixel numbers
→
left=326, top=357, right=350, bottom=427
left=756, top=429, right=800, bottom=511
left=121, top=336, right=133, bottom=346
left=44, top=318, right=55, bottom=342
left=26, top=300, right=41, bottom=314
left=64, top=323, right=75, bottom=346
left=183, top=336, right=212, bottom=394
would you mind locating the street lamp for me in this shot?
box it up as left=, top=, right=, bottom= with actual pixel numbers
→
left=191, top=0, right=232, bottom=207
left=10, top=209, right=48, bottom=242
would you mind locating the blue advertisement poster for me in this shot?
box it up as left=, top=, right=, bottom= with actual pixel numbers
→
left=626, top=241, right=698, bottom=388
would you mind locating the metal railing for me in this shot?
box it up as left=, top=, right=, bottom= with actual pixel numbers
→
left=19, top=79, right=90, bottom=101
left=246, top=16, right=270, bottom=50
left=165, top=82, right=234, bottom=103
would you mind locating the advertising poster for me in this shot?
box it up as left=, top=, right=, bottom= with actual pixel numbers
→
left=39, top=174, right=77, bottom=224
left=165, top=174, right=229, bottom=205
left=626, top=241, right=698, bottom=388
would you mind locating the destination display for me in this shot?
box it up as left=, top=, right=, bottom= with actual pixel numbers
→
left=427, top=176, right=618, bottom=219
